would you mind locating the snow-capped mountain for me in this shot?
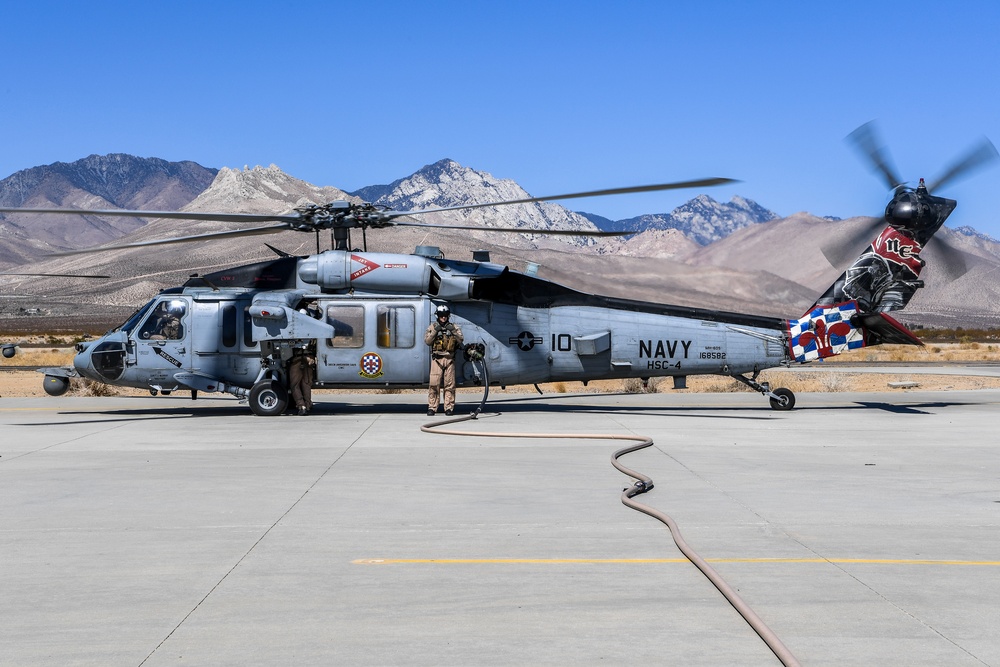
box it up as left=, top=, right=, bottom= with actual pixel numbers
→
left=604, top=194, right=779, bottom=245
left=6, top=154, right=1000, bottom=328
left=952, top=225, right=998, bottom=243
left=350, top=158, right=601, bottom=243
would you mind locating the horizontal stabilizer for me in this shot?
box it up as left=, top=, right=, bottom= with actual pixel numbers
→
left=854, top=312, right=924, bottom=347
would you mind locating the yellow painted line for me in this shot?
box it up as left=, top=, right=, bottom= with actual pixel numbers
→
left=354, top=558, right=1000, bottom=566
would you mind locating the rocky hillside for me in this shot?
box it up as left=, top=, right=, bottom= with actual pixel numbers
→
left=593, top=194, right=779, bottom=244
left=0, top=154, right=216, bottom=264
left=4, top=154, right=1000, bottom=330
left=350, top=158, right=602, bottom=244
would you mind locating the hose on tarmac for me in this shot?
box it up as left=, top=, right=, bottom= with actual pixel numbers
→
left=422, top=405, right=801, bottom=667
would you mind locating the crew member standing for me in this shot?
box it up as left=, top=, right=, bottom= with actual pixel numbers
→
left=289, top=340, right=316, bottom=416
left=424, top=304, right=463, bottom=416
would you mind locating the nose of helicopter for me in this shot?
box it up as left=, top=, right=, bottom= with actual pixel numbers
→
left=72, top=340, right=99, bottom=380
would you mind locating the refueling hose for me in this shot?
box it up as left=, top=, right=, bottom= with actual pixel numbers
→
left=422, top=370, right=801, bottom=666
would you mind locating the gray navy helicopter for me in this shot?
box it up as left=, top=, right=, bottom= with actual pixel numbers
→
left=2, top=123, right=995, bottom=415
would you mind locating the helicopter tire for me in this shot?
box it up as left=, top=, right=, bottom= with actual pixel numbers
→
left=249, top=380, right=288, bottom=417
left=768, top=387, right=795, bottom=411
left=43, top=375, right=71, bottom=396
left=2, top=345, right=15, bottom=359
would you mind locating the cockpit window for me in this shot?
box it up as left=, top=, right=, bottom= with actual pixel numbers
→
left=118, top=300, right=156, bottom=334
left=138, top=300, right=187, bottom=340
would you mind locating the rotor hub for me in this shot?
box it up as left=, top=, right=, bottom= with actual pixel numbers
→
left=291, top=201, right=391, bottom=232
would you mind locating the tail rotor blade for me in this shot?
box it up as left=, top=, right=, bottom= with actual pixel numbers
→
left=927, top=137, right=999, bottom=193
left=847, top=121, right=905, bottom=191
left=820, top=216, right=885, bottom=269
left=928, top=233, right=969, bottom=280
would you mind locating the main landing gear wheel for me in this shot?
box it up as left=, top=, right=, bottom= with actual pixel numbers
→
left=249, top=380, right=288, bottom=417
left=769, top=387, right=795, bottom=411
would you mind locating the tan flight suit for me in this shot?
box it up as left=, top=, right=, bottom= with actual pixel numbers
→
left=424, top=319, right=464, bottom=413
left=289, top=343, right=316, bottom=414
left=150, top=316, right=180, bottom=340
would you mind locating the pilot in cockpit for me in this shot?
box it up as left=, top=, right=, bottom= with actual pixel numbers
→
left=147, top=301, right=184, bottom=340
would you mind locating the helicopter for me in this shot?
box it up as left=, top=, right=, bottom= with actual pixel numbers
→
left=1, top=124, right=994, bottom=415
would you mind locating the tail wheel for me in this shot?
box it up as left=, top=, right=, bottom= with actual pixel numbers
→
left=249, top=380, right=288, bottom=417
left=769, top=387, right=795, bottom=411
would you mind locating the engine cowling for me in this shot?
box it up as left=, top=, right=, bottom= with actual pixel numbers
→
left=298, top=251, right=507, bottom=299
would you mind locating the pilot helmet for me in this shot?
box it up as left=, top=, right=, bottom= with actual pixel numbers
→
left=166, top=300, right=185, bottom=316
left=435, top=304, right=451, bottom=318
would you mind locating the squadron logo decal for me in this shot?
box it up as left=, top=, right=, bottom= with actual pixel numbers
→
left=359, top=352, right=385, bottom=379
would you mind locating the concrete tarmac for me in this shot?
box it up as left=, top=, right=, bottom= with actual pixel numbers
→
left=2, top=389, right=999, bottom=666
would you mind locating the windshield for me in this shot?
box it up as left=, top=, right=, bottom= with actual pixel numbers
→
left=137, top=299, right=187, bottom=340
left=117, top=300, right=156, bottom=334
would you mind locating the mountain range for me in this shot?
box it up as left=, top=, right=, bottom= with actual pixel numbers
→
left=3, top=154, right=1000, bottom=331
left=583, top=193, right=780, bottom=245
left=0, top=154, right=217, bottom=265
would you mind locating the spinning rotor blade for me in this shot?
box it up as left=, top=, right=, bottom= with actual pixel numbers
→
left=386, top=178, right=739, bottom=219
left=0, top=206, right=301, bottom=225
left=847, top=121, right=905, bottom=191
left=7, top=174, right=734, bottom=253
left=389, top=219, right=635, bottom=236
left=829, top=123, right=997, bottom=277
left=931, top=232, right=969, bottom=280
left=0, top=272, right=110, bottom=278
left=49, top=223, right=293, bottom=256
left=820, top=216, right=886, bottom=268
left=819, top=215, right=971, bottom=278
left=926, top=137, right=999, bottom=193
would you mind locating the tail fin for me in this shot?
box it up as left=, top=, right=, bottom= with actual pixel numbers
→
left=787, top=223, right=928, bottom=364
left=813, top=225, right=927, bottom=314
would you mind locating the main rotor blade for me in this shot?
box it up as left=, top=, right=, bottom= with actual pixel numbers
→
left=382, top=178, right=739, bottom=219
left=389, top=220, right=636, bottom=236
left=927, top=137, right=999, bottom=192
left=0, top=272, right=110, bottom=278
left=0, top=206, right=302, bottom=225
left=847, top=121, right=905, bottom=191
left=48, top=223, right=293, bottom=256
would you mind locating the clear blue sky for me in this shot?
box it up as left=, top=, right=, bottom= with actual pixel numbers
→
left=3, top=1, right=1000, bottom=236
